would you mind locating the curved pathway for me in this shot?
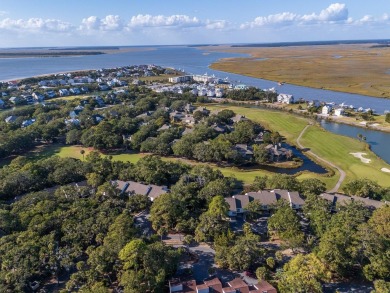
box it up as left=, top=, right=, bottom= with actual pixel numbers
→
left=296, top=124, right=346, bottom=193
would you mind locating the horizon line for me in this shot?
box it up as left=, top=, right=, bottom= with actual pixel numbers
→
left=1, top=38, right=390, bottom=49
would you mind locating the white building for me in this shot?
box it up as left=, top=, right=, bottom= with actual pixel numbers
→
left=334, top=108, right=345, bottom=116
left=277, top=94, right=294, bottom=104
left=322, top=105, right=332, bottom=115
left=168, top=75, right=192, bottom=83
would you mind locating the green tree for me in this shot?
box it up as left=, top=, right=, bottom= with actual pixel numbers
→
left=268, top=201, right=305, bottom=252
left=256, top=266, right=268, bottom=281
left=386, top=113, right=390, bottom=123
left=343, top=178, right=384, bottom=200
left=317, top=201, right=369, bottom=277
left=253, top=144, right=270, bottom=164
left=195, top=195, right=230, bottom=242
left=299, top=178, right=326, bottom=197
left=303, top=194, right=331, bottom=237
left=278, top=253, right=331, bottom=293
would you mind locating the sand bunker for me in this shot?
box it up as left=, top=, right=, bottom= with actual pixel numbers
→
left=381, top=168, right=390, bottom=173
left=350, top=152, right=371, bottom=163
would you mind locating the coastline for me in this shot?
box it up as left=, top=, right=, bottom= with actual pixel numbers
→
left=202, top=44, right=390, bottom=99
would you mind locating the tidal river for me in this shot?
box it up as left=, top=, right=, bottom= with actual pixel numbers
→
left=1, top=45, right=390, bottom=162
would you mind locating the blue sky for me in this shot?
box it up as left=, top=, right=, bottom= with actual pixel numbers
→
left=1, top=0, right=390, bottom=47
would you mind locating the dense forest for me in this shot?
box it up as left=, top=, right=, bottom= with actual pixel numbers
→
left=0, top=76, right=389, bottom=292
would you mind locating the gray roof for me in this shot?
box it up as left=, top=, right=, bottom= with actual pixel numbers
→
left=114, top=180, right=168, bottom=201
left=226, top=189, right=306, bottom=212
left=320, top=193, right=387, bottom=210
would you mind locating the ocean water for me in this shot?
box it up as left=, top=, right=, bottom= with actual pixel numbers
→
left=1, top=46, right=389, bottom=113
left=0, top=45, right=389, bottom=163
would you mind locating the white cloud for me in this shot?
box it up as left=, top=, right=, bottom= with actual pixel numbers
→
left=205, top=20, right=227, bottom=30
left=242, top=3, right=350, bottom=28
left=80, top=15, right=123, bottom=31
left=128, top=14, right=201, bottom=28
left=101, top=15, right=123, bottom=31
left=318, top=3, right=348, bottom=21
left=0, top=17, right=73, bottom=32
left=241, top=12, right=298, bottom=28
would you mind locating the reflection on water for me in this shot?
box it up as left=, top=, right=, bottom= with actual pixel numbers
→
left=319, top=119, right=390, bottom=164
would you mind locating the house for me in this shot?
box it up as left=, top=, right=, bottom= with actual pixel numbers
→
left=207, top=89, right=216, bottom=97
left=215, top=88, right=224, bottom=98
left=190, top=88, right=198, bottom=96
left=114, top=180, right=169, bottom=201
left=58, top=89, right=70, bottom=96
left=98, top=83, right=110, bottom=91
left=132, top=79, right=142, bottom=86
left=69, top=88, right=81, bottom=95
left=320, top=193, right=386, bottom=212
left=334, top=108, right=345, bottom=116
left=197, top=89, right=207, bottom=96
left=9, top=96, right=21, bottom=104
left=182, top=128, right=194, bottom=136
left=169, top=277, right=276, bottom=293
left=94, top=96, right=105, bottom=107
left=194, top=106, right=210, bottom=116
left=308, top=100, right=321, bottom=107
left=32, top=92, right=45, bottom=102
left=157, top=124, right=171, bottom=132
left=322, top=105, right=332, bottom=115
left=136, top=111, right=153, bottom=120
left=212, top=124, right=228, bottom=134
left=21, top=118, right=36, bottom=128
left=24, top=95, right=34, bottom=104
left=170, top=111, right=185, bottom=122
left=80, top=86, right=89, bottom=94
left=231, top=114, right=248, bottom=123
left=69, top=107, right=84, bottom=119
left=277, top=94, right=294, bottom=104
left=184, top=103, right=196, bottom=113
left=225, top=189, right=305, bottom=217
left=45, top=90, right=56, bottom=99
left=169, top=75, right=193, bottom=83
left=235, top=84, right=248, bottom=90
left=5, top=115, right=18, bottom=123
left=234, top=144, right=254, bottom=160
left=91, top=114, right=104, bottom=124
left=65, top=118, right=80, bottom=126
left=183, top=115, right=196, bottom=125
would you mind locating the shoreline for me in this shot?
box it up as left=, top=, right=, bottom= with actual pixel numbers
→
left=202, top=44, right=390, bottom=99
left=219, top=100, right=390, bottom=134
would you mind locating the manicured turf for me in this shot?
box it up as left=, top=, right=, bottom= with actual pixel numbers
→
left=18, top=105, right=390, bottom=190
left=300, top=125, right=390, bottom=188
left=206, top=104, right=309, bottom=143
left=205, top=104, right=390, bottom=189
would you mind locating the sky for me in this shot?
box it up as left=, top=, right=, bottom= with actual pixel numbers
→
left=1, top=0, right=390, bottom=47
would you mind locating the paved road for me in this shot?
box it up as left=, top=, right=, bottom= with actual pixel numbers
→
left=296, top=124, right=346, bottom=193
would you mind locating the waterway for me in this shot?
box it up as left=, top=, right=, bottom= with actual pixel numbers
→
left=1, top=46, right=390, bottom=113
left=319, top=120, right=390, bottom=164
left=1, top=46, right=389, bottom=163
left=261, top=143, right=327, bottom=175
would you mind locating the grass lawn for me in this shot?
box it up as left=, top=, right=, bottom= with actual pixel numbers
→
left=204, top=104, right=390, bottom=189
left=300, top=125, right=390, bottom=188
left=12, top=104, right=389, bottom=191
left=206, top=104, right=309, bottom=143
